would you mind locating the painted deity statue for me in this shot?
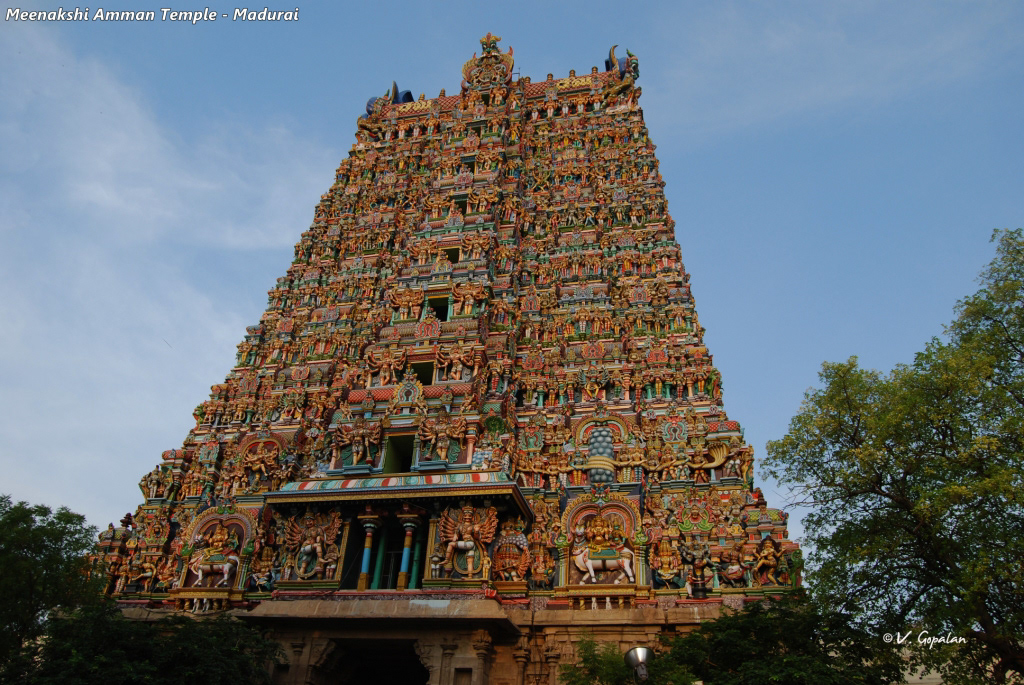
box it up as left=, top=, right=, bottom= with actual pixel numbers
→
left=284, top=509, right=343, bottom=580
left=571, top=513, right=635, bottom=584
left=332, top=417, right=382, bottom=468
left=418, top=409, right=467, bottom=462
left=187, top=522, right=241, bottom=588
left=439, top=504, right=498, bottom=579
left=491, top=518, right=531, bottom=581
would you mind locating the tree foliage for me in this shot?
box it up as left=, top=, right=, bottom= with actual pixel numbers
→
left=559, top=635, right=694, bottom=685
left=664, top=592, right=903, bottom=685
left=0, top=495, right=283, bottom=683
left=562, top=593, right=900, bottom=685
left=2, top=602, right=284, bottom=685
left=0, top=494, right=101, bottom=665
left=764, top=229, right=1024, bottom=684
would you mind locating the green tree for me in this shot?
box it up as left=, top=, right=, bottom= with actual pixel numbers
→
left=2, top=601, right=284, bottom=685
left=559, top=635, right=695, bottom=685
left=0, top=494, right=101, bottom=666
left=764, top=229, right=1024, bottom=684
left=664, top=592, right=903, bottom=685
left=562, top=593, right=900, bottom=685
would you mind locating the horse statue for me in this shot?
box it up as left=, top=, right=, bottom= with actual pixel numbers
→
left=188, top=523, right=241, bottom=588
left=573, top=544, right=635, bottom=584
left=189, top=550, right=240, bottom=588
left=572, top=514, right=636, bottom=584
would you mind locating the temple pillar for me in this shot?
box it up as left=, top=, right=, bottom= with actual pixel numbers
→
left=635, top=541, right=650, bottom=587
left=512, top=638, right=530, bottom=685
left=440, top=642, right=458, bottom=685
left=332, top=519, right=351, bottom=584
left=371, top=523, right=390, bottom=589
left=273, top=635, right=336, bottom=685
left=543, top=636, right=561, bottom=685
left=471, top=630, right=492, bottom=685
left=555, top=546, right=569, bottom=587
left=409, top=525, right=425, bottom=589
left=397, top=515, right=419, bottom=591
left=415, top=641, right=441, bottom=685
left=425, top=515, right=440, bottom=579
left=304, top=637, right=336, bottom=685
left=357, top=509, right=381, bottom=591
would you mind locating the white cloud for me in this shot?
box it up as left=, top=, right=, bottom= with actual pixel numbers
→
left=0, top=26, right=335, bottom=249
left=643, top=3, right=1020, bottom=143
left=0, top=26, right=336, bottom=527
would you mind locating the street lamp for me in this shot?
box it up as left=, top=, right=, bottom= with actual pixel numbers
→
left=624, top=646, right=651, bottom=681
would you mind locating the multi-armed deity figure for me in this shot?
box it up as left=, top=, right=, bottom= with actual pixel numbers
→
left=418, top=408, right=468, bottom=462
left=284, top=509, right=343, bottom=581
left=366, top=344, right=407, bottom=386
left=439, top=504, right=499, bottom=579
left=332, top=416, right=382, bottom=468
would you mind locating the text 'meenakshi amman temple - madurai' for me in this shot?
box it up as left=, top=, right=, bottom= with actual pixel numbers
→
left=99, top=34, right=801, bottom=684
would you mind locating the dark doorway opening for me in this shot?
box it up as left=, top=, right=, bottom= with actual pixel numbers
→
left=429, top=297, right=449, bottom=322
left=320, top=639, right=429, bottom=685
left=382, top=434, right=415, bottom=473
left=411, top=361, right=434, bottom=386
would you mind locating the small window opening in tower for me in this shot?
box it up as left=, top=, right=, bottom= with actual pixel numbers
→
left=428, top=297, right=449, bottom=322
left=382, top=434, right=415, bottom=473
left=455, top=198, right=468, bottom=215
left=444, top=248, right=459, bottom=264
left=411, top=361, right=434, bottom=386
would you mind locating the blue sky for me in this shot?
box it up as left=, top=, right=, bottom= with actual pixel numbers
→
left=1, top=1, right=1022, bottom=543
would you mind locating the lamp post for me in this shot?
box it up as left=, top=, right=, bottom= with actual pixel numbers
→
left=624, top=646, right=651, bottom=682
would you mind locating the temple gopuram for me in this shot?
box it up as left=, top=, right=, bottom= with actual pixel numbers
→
left=99, top=34, right=801, bottom=685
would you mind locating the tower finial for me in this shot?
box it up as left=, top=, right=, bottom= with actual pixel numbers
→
left=479, top=32, right=502, bottom=55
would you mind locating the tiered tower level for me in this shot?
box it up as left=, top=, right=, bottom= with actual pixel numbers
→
left=101, top=36, right=801, bottom=683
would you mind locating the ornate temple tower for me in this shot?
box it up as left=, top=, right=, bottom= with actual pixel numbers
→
left=100, top=35, right=801, bottom=685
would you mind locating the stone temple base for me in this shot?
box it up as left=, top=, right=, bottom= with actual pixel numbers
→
left=127, top=596, right=732, bottom=685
